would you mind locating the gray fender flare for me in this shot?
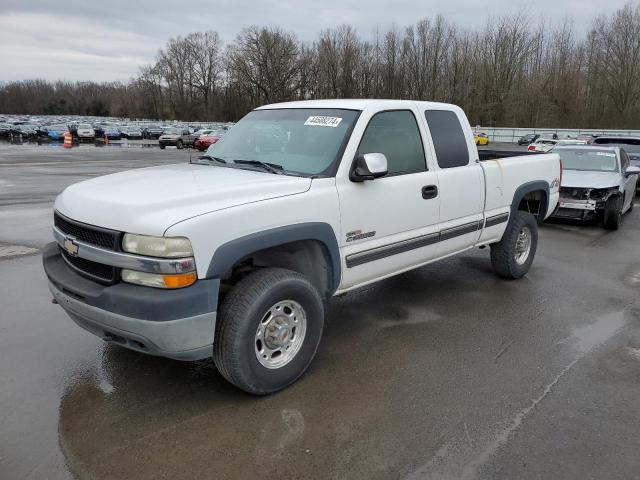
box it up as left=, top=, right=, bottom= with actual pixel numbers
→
left=206, top=222, right=341, bottom=296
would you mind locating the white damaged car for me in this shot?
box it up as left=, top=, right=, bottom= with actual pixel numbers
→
left=552, top=146, right=639, bottom=229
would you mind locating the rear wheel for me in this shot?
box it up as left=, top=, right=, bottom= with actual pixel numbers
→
left=159, top=143, right=165, bottom=149
left=603, top=196, right=622, bottom=230
left=177, top=140, right=183, bottom=149
left=214, top=268, right=324, bottom=395
left=490, top=211, right=538, bottom=279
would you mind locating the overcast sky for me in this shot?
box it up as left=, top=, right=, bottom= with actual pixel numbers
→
left=0, top=0, right=632, bottom=82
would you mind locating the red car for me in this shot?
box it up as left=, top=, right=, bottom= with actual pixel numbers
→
left=195, top=135, right=220, bottom=151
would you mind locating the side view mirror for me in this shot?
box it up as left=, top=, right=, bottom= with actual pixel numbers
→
left=625, top=165, right=640, bottom=177
left=350, top=153, right=388, bottom=182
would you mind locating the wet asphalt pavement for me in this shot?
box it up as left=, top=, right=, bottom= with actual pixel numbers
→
left=1, top=141, right=639, bottom=479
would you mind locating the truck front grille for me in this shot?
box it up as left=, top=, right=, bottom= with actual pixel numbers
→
left=54, top=212, right=120, bottom=251
left=61, top=249, right=117, bottom=284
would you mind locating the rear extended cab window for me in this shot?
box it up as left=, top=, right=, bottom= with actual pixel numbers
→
left=424, top=110, right=469, bottom=168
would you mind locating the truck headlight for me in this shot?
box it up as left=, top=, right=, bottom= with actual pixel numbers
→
left=121, top=270, right=197, bottom=289
left=122, top=233, right=193, bottom=258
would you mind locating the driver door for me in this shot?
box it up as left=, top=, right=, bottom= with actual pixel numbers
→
left=336, top=108, right=440, bottom=290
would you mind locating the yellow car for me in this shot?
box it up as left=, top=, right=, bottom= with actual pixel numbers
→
left=474, top=132, right=490, bottom=146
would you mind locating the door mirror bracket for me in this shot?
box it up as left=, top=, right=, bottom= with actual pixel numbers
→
left=350, top=153, right=389, bottom=182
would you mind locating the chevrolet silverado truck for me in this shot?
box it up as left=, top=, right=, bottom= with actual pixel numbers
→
left=43, top=100, right=561, bottom=394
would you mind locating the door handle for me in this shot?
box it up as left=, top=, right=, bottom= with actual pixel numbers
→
left=422, top=185, right=438, bottom=200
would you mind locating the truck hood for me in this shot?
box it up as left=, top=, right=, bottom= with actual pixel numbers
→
left=55, top=163, right=312, bottom=235
left=561, top=170, right=620, bottom=189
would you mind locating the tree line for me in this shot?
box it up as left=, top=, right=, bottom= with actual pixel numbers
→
left=1, top=3, right=639, bottom=128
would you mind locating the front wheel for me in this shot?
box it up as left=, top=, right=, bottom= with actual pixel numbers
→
left=177, top=140, right=183, bottom=149
left=490, top=211, right=538, bottom=279
left=159, top=143, right=165, bottom=149
left=214, top=268, right=324, bottom=395
left=603, top=196, right=622, bottom=230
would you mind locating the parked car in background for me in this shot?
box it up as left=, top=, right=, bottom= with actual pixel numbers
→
left=193, top=129, right=216, bottom=138
left=158, top=127, right=195, bottom=149
left=528, top=138, right=558, bottom=152
left=119, top=126, right=130, bottom=138
left=194, top=134, right=220, bottom=151
left=15, top=125, right=40, bottom=138
left=551, top=146, right=639, bottom=229
left=518, top=133, right=540, bottom=145
left=592, top=136, right=640, bottom=167
left=143, top=125, right=165, bottom=139
left=104, top=127, right=122, bottom=140
left=576, top=134, right=596, bottom=144
left=46, top=125, right=69, bottom=141
left=474, top=132, right=489, bottom=146
left=0, top=124, right=11, bottom=137
left=555, top=139, right=588, bottom=147
left=93, top=124, right=105, bottom=137
left=125, top=127, right=143, bottom=140
left=76, top=123, right=96, bottom=139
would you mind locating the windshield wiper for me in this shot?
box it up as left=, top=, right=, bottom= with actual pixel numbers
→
left=232, top=159, right=284, bottom=174
left=191, top=155, right=227, bottom=165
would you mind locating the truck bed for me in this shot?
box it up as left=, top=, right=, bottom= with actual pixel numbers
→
left=478, top=149, right=542, bottom=161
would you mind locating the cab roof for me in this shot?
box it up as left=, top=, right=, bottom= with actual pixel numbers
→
left=256, top=99, right=460, bottom=112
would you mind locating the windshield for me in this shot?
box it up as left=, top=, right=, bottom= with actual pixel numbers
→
left=78, top=124, right=92, bottom=129
left=204, top=108, right=359, bottom=176
left=557, top=149, right=619, bottom=172
left=164, top=128, right=181, bottom=134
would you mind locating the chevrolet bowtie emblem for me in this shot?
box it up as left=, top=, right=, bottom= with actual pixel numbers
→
left=63, top=237, right=79, bottom=256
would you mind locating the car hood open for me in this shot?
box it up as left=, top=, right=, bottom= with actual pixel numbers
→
left=55, top=163, right=312, bottom=236
left=561, top=170, right=620, bottom=190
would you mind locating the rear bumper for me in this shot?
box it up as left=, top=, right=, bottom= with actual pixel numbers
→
left=43, top=242, right=218, bottom=361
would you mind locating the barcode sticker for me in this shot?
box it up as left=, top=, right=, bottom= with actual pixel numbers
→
left=304, top=116, right=342, bottom=127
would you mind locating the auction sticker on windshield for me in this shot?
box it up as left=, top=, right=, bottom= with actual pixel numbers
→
left=304, top=116, right=342, bottom=127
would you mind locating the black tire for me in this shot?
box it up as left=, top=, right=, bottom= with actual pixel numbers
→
left=177, top=140, right=183, bottom=149
left=490, top=211, right=538, bottom=279
left=603, top=196, right=622, bottom=230
left=159, top=143, right=165, bottom=149
left=214, top=268, right=324, bottom=395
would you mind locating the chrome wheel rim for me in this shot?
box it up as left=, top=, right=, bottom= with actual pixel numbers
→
left=514, top=226, right=532, bottom=265
left=255, top=300, right=307, bottom=369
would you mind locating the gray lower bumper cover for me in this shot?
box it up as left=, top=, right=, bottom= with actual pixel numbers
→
left=49, top=281, right=215, bottom=361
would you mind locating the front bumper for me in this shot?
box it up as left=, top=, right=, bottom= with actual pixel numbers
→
left=43, top=242, right=218, bottom=361
left=552, top=198, right=601, bottom=220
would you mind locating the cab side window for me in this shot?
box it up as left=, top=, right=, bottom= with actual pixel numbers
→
left=425, top=110, right=470, bottom=168
left=357, top=110, right=427, bottom=175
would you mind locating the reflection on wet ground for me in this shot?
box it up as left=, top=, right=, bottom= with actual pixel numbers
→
left=0, top=138, right=162, bottom=149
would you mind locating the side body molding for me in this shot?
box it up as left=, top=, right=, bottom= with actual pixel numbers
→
left=206, top=222, right=342, bottom=296
left=511, top=180, right=550, bottom=219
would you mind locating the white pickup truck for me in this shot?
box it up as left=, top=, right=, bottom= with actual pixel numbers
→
left=43, top=100, right=561, bottom=394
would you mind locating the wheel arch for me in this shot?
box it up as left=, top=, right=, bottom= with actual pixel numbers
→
left=511, top=181, right=550, bottom=221
left=206, top=223, right=341, bottom=298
